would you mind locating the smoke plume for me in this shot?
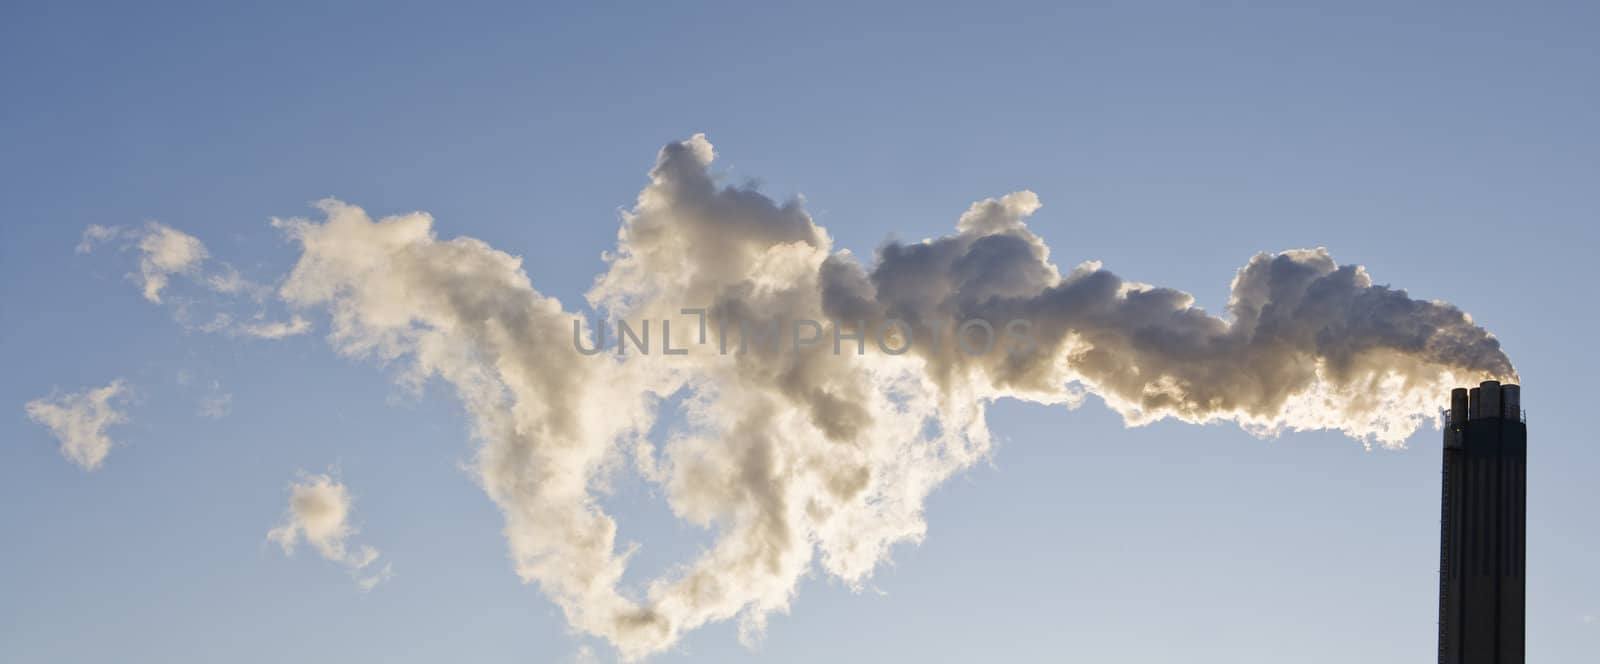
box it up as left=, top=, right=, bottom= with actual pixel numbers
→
left=273, top=135, right=1512, bottom=658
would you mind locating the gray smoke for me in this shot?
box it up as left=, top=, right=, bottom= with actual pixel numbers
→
left=272, top=134, right=1512, bottom=659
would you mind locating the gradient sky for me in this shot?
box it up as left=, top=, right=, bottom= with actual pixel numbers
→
left=3, top=2, right=1598, bottom=662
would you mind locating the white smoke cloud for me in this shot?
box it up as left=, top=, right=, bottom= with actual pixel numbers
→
left=268, top=134, right=1513, bottom=659
left=267, top=472, right=391, bottom=590
left=819, top=193, right=1514, bottom=445
left=24, top=379, right=130, bottom=471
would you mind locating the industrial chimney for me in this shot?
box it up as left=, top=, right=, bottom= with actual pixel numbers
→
left=1438, top=381, right=1527, bottom=663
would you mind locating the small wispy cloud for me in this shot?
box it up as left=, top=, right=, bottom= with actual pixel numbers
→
left=76, top=224, right=121, bottom=254
left=78, top=222, right=209, bottom=303
left=23, top=379, right=130, bottom=471
left=267, top=472, right=391, bottom=590
left=78, top=222, right=309, bottom=339
left=197, top=380, right=233, bottom=419
left=237, top=315, right=311, bottom=339
left=134, top=222, right=209, bottom=303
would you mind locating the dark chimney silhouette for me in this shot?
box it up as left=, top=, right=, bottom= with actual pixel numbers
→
left=1439, top=381, right=1526, bottom=663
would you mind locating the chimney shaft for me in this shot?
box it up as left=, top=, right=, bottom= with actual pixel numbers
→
left=1438, top=381, right=1526, bottom=664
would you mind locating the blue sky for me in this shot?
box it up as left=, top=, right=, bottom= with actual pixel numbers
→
left=3, top=2, right=1597, bottom=662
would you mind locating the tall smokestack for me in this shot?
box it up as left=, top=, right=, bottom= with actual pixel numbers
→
left=1439, top=381, right=1527, bottom=663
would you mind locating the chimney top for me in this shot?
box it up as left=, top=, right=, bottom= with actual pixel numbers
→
left=1458, top=380, right=1521, bottom=422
